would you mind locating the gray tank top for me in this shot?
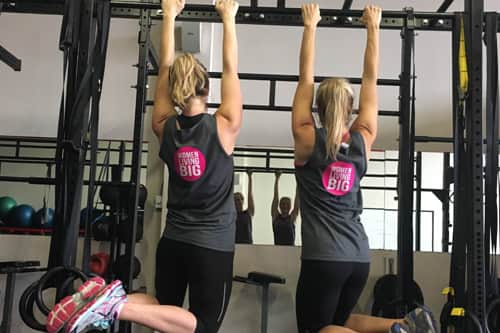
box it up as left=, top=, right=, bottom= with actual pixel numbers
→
left=273, top=215, right=295, bottom=246
left=295, top=128, right=370, bottom=262
left=235, top=210, right=253, bottom=244
left=159, top=114, right=236, bottom=252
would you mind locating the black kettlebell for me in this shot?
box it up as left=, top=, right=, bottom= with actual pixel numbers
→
left=113, top=255, right=141, bottom=280
left=117, top=209, right=144, bottom=243
left=99, top=184, right=123, bottom=208
left=92, top=216, right=112, bottom=241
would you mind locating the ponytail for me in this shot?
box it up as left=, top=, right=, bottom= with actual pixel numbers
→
left=169, top=53, right=209, bottom=109
left=316, top=78, right=354, bottom=160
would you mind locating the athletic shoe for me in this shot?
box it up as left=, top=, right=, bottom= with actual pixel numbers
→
left=65, top=280, right=127, bottom=333
left=46, top=277, right=106, bottom=333
left=404, top=307, right=438, bottom=333
left=390, top=322, right=412, bottom=333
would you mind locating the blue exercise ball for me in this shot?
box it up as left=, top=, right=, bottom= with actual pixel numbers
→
left=6, top=204, right=35, bottom=227
left=32, top=208, right=55, bottom=229
left=80, top=208, right=104, bottom=227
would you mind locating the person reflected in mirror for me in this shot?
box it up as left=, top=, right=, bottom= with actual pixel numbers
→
left=271, top=171, right=300, bottom=246
left=234, top=170, right=255, bottom=244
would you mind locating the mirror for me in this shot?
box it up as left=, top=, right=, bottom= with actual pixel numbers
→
left=233, top=149, right=448, bottom=252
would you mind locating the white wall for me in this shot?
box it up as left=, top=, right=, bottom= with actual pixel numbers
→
left=0, top=14, right=140, bottom=140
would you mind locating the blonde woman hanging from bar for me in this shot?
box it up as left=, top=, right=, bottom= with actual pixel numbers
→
left=46, top=1, right=242, bottom=333
left=291, top=3, right=437, bottom=333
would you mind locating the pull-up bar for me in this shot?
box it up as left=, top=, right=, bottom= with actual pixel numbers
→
left=110, top=1, right=453, bottom=19
left=4, top=0, right=455, bottom=30
left=119, top=2, right=455, bottom=30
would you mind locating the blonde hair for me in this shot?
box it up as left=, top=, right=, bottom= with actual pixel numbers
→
left=169, top=53, right=209, bottom=109
left=316, top=78, right=354, bottom=160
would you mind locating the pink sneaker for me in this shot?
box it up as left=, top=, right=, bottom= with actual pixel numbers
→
left=65, top=280, right=127, bottom=333
left=46, top=277, right=106, bottom=333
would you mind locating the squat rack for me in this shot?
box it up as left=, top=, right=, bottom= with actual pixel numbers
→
left=2, top=0, right=496, bottom=332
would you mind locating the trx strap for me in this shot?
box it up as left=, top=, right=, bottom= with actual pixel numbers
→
left=458, top=17, right=468, bottom=98
left=442, top=15, right=468, bottom=333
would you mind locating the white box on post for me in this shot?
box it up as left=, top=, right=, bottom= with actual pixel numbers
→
left=181, top=22, right=201, bottom=53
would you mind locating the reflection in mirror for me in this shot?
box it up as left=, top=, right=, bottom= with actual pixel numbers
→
left=233, top=148, right=447, bottom=252
left=233, top=149, right=301, bottom=246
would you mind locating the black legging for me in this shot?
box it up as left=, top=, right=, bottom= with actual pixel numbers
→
left=155, top=238, right=234, bottom=333
left=296, top=260, right=370, bottom=333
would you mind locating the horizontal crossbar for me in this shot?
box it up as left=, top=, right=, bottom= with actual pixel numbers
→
left=144, top=100, right=399, bottom=116
left=4, top=1, right=457, bottom=30
left=147, top=71, right=402, bottom=87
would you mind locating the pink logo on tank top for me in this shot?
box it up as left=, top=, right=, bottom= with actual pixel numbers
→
left=322, top=161, right=355, bottom=196
left=174, top=146, right=206, bottom=182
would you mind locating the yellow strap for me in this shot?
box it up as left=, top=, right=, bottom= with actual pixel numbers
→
left=442, top=287, right=455, bottom=296
left=451, top=307, right=466, bottom=317
left=459, top=16, right=468, bottom=96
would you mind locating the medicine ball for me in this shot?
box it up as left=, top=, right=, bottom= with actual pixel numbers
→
left=6, top=204, right=35, bottom=227
left=0, top=196, right=17, bottom=221
left=32, top=208, right=55, bottom=229
left=80, top=207, right=104, bottom=227
left=89, top=252, right=110, bottom=277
